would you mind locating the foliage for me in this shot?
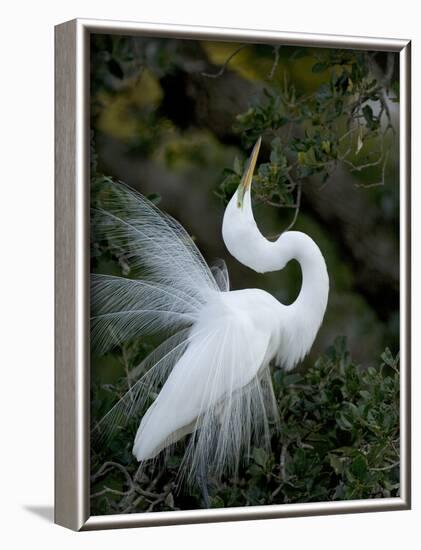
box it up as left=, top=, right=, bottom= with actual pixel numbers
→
left=218, top=49, right=396, bottom=215
left=90, top=337, right=399, bottom=515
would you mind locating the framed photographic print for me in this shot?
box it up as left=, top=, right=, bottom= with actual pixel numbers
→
left=55, top=18, right=411, bottom=531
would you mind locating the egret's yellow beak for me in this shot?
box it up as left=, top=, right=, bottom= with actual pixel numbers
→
left=237, top=136, right=262, bottom=208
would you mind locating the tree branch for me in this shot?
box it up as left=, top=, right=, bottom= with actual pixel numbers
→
left=201, top=45, right=248, bottom=78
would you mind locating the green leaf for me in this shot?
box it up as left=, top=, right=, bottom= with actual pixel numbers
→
left=233, top=156, right=242, bottom=175
left=210, top=495, right=225, bottom=508
left=337, top=411, right=353, bottom=430
left=329, top=453, right=344, bottom=475
left=350, top=454, right=368, bottom=480
left=356, top=133, right=364, bottom=154
left=284, top=373, right=303, bottom=385
left=297, top=151, right=307, bottom=165
left=381, top=348, right=398, bottom=369
left=165, top=492, right=174, bottom=507
left=252, top=448, right=268, bottom=468
left=359, top=390, right=372, bottom=400
left=146, top=192, right=161, bottom=205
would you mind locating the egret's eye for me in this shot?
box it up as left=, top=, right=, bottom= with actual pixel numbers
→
left=237, top=184, right=247, bottom=209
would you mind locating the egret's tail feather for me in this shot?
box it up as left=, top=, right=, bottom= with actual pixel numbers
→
left=210, top=258, right=230, bottom=292
left=91, top=274, right=196, bottom=355
left=179, top=366, right=279, bottom=486
left=91, top=181, right=227, bottom=447
left=92, top=181, right=220, bottom=308
left=131, top=303, right=280, bottom=485
left=92, top=328, right=191, bottom=446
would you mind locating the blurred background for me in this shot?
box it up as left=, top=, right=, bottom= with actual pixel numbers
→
left=89, top=34, right=400, bottom=513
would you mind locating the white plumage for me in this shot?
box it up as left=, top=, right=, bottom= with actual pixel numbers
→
left=91, top=138, right=329, bottom=485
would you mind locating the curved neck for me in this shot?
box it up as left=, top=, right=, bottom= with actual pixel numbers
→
left=266, top=232, right=329, bottom=369
left=268, top=231, right=329, bottom=313
left=236, top=230, right=329, bottom=319
left=254, top=232, right=330, bottom=371
left=222, top=192, right=329, bottom=320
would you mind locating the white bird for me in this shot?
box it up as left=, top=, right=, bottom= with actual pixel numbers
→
left=91, top=137, right=329, bottom=487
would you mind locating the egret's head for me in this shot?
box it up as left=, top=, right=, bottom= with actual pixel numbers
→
left=222, top=137, right=276, bottom=272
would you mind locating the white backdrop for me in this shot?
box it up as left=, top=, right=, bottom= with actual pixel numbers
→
left=0, top=1, right=418, bottom=547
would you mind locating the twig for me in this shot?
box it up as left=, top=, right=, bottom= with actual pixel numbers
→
left=91, top=486, right=134, bottom=499
left=121, top=483, right=175, bottom=514
left=270, top=484, right=283, bottom=500
left=91, top=461, right=134, bottom=489
left=135, top=486, right=166, bottom=499
left=339, top=125, right=360, bottom=143
left=271, top=443, right=288, bottom=500
left=201, top=45, right=248, bottom=78
left=265, top=201, right=298, bottom=209
left=370, top=460, right=400, bottom=472
left=343, top=155, right=384, bottom=172
left=390, top=438, right=400, bottom=456
left=146, top=484, right=174, bottom=512
left=267, top=45, right=280, bottom=80
left=284, top=183, right=302, bottom=232
left=266, top=183, right=302, bottom=240
left=280, top=444, right=287, bottom=480
left=380, top=89, right=394, bottom=134
left=353, top=149, right=390, bottom=190
left=121, top=495, right=145, bottom=514
left=384, top=53, right=395, bottom=87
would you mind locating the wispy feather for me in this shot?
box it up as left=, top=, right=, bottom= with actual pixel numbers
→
left=91, top=182, right=280, bottom=485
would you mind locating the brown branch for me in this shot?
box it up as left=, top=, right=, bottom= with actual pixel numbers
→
left=270, top=443, right=288, bottom=500
left=122, top=495, right=145, bottom=514
left=354, top=150, right=390, bottom=188
left=370, top=460, right=400, bottom=472
left=265, top=200, right=299, bottom=209
left=266, top=183, right=302, bottom=240
left=201, top=45, right=248, bottom=78
left=284, top=183, right=302, bottom=232
left=91, top=486, right=134, bottom=499
left=267, top=45, right=280, bottom=80
left=146, top=485, right=175, bottom=512
left=91, top=461, right=134, bottom=489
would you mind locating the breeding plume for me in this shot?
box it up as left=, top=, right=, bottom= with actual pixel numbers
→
left=92, top=138, right=329, bottom=486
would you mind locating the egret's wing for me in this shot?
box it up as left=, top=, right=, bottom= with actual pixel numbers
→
left=91, top=182, right=228, bottom=353
left=133, top=299, right=279, bottom=482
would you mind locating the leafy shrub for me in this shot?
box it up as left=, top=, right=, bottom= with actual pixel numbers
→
left=90, top=337, right=399, bottom=515
left=217, top=49, right=396, bottom=215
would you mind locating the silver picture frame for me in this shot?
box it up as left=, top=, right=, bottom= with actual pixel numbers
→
left=55, top=18, right=411, bottom=531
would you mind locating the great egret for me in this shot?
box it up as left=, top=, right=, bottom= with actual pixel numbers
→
left=91, top=137, right=329, bottom=489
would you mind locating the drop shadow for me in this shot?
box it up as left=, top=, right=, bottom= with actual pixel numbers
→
left=24, top=505, right=54, bottom=523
